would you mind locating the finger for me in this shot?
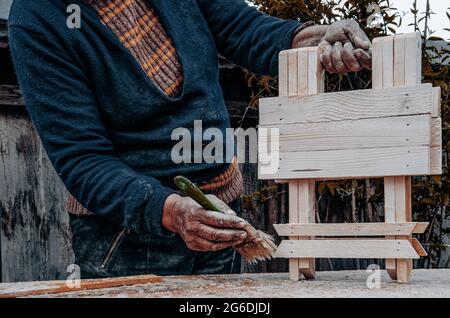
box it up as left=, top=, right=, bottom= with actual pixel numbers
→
left=320, top=41, right=336, bottom=73
left=342, top=42, right=361, bottom=72
left=354, top=48, right=372, bottom=70
left=207, top=194, right=235, bottom=215
left=195, top=223, right=247, bottom=242
left=331, top=42, right=350, bottom=74
left=189, top=237, right=242, bottom=252
left=343, top=22, right=371, bottom=50
left=197, top=210, right=248, bottom=229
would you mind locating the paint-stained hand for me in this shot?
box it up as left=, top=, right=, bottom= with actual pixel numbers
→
left=293, top=19, right=372, bottom=74
left=319, top=20, right=372, bottom=73
left=162, top=194, right=248, bottom=252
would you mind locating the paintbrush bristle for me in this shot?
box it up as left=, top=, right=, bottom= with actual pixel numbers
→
left=235, top=228, right=278, bottom=264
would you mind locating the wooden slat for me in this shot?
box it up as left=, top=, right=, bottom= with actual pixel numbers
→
left=411, top=238, right=428, bottom=257
left=307, top=47, right=320, bottom=95
left=382, top=35, right=394, bottom=87
left=404, top=33, right=422, bottom=87
left=260, top=115, right=431, bottom=152
left=260, top=146, right=430, bottom=180
left=259, top=84, right=434, bottom=126
left=278, top=52, right=288, bottom=97
left=275, top=240, right=420, bottom=259
left=0, top=275, right=163, bottom=298
left=432, top=86, right=442, bottom=118
left=274, top=222, right=429, bottom=237
left=288, top=181, right=300, bottom=280
left=372, top=37, right=383, bottom=89
left=298, top=50, right=308, bottom=96
left=431, top=87, right=442, bottom=174
left=297, top=180, right=316, bottom=277
left=288, top=51, right=298, bottom=97
left=284, top=47, right=321, bottom=280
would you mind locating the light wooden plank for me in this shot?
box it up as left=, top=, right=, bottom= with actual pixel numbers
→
left=274, top=222, right=429, bottom=237
left=259, top=84, right=434, bottom=126
left=372, top=37, right=383, bottom=89
left=382, top=34, right=408, bottom=279
left=288, top=181, right=300, bottom=281
left=288, top=51, right=298, bottom=97
left=307, top=48, right=319, bottom=95
left=275, top=240, right=420, bottom=259
left=430, top=146, right=442, bottom=175
left=260, top=115, right=431, bottom=152
left=297, top=180, right=316, bottom=277
left=430, top=88, right=442, bottom=174
left=298, top=50, right=308, bottom=96
left=394, top=33, right=421, bottom=282
left=394, top=35, right=406, bottom=87
left=432, top=86, right=441, bottom=118
left=382, top=36, right=394, bottom=88
left=260, top=146, right=430, bottom=180
left=404, top=32, right=422, bottom=86
left=278, top=52, right=288, bottom=97
left=411, top=238, right=427, bottom=257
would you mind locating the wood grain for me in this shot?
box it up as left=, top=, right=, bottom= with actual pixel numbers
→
left=260, top=84, right=434, bottom=126
left=276, top=240, right=420, bottom=259
left=274, top=222, right=429, bottom=237
left=260, top=115, right=431, bottom=152
left=260, top=145, right=430, bottom=180
left=0, top=111, right=74, bottom=282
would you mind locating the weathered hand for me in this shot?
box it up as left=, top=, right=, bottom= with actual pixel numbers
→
left=162, top=194, right=248, bottom=252
left=322, top=19, right=371, bottom=51
left=319, top=19, right=372, bottom=73
left=292, top=19, right=372, bottom=74
left=319, top=40, right=372, bottom=74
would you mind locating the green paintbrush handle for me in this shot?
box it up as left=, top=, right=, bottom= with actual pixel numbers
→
left=174, top=176, right=221, bottom=212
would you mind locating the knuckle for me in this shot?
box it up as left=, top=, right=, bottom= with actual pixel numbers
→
left=185, top=223, right=195, bottom=232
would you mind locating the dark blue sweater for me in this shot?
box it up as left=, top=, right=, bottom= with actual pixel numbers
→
left=9, top=0, right=301, bottom=237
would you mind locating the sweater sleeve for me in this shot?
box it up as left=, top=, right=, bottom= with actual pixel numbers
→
left=9, top=26, right=176, bottom=237
left=196, top=0, right=302, bottom=76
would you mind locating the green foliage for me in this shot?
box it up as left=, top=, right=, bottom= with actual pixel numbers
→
left=245, top=0, right=450, bottom=268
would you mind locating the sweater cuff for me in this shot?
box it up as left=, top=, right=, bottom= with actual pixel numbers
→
left=145, top=185, right=177, bottom=239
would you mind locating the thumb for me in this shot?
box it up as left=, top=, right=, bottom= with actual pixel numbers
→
left=343, top=25, right=371, bottom=51
left=207, top=194, right=236, bottom=215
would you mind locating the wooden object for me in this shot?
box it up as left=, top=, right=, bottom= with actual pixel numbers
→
left=1, top=271, right=449, bottom=298
left=278, top=48, right=324, bottom=280
left=0, top=85, right=74, bottom=283
left=0, top=275, right=163, bottom=298
left=260, top=33, right=441, bottom=283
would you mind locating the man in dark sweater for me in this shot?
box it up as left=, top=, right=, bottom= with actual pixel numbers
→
left=9, top=0, right=372, bottom=278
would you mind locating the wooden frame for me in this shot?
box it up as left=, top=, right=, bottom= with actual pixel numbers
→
left=259, top=33, right=442, bottom=283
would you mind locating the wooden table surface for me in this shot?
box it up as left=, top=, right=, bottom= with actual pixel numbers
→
left=0, top=269, right=449, bottom=298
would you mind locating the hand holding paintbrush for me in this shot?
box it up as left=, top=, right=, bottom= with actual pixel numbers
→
left=172, top=176, right=277, bottom=264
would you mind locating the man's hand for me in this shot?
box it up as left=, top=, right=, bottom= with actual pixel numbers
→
left=162, top=194, right=248, bottom=252
left=293, top=19, right=372, bottom=74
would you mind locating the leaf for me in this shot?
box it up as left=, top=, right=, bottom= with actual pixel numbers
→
left=432, top=176, right=441, bottom=184
left=428, top=36, right=444, bottom=41
left=327, top=182, right=336, bottom=195
left=318, top=182, right=326, bottom=194
left=388, top=26, right=396, bottom=34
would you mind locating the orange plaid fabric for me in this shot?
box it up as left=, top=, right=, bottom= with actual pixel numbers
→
left=89, top=0, right=183, bottom=97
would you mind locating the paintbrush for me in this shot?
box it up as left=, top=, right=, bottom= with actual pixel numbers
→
left=174, top=176, right=277, bottom=264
